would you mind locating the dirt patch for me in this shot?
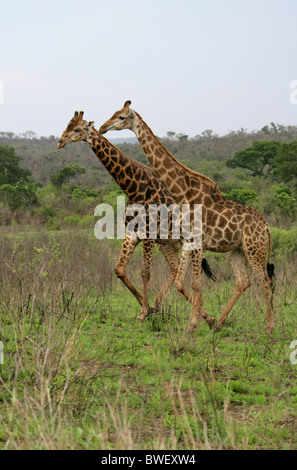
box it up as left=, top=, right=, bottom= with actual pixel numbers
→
left=224, top=404, right=259, bottom=424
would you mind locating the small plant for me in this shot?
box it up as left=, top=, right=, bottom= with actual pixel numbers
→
left=63, top=215, right=81, bottom=227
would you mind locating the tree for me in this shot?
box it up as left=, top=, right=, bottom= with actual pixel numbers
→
left=176, top=133, right=189, bottom=141
left=268, top=186, right=297, bottom=221
left=226, top=141, right=280, bottom=178
left=69, top=186, right=101, bottom=200
left=224, top=189, right=258, bottom=206
left=50, top=164, right=86, bottom=189
left=0, top=145, right=31, bottom=185
left=166, top=131, right=176, bottom=140
left=274, top=141, right=297, bottom=182
left=275, top=187, right=296, bottom=216
left=261, top=125, right=270, bottom=134
left=201, top=129, right=214, bottom=138
left=0, top=183, right=38, bottom=211
left=21, top=130, right=37, bottom=140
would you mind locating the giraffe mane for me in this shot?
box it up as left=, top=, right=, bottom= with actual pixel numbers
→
left=133, top=111, right=223, bottom=195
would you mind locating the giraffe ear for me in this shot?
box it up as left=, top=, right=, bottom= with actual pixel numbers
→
left=87, top=121, right=95, bottom=128
left=124, top=100, right=131, bottom=108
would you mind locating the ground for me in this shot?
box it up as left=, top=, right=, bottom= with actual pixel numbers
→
left=0, top=229, right=296, bottom=450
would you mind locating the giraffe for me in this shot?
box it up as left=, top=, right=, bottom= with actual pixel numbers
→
left=99, top=101, right=275, bottom=333
left=57, top=111, right=216, bottom=325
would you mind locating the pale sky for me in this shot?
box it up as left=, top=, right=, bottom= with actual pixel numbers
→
left=1, top=0, right=297, bottom=139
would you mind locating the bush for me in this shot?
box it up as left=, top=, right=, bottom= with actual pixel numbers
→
left=79, top=215, right=95, bottom=229
left=50, top=164, right=86, bottom=189
left=70, top=186, right=101, bottom=201
left=36, top=204, right=57, bottom=220
left=63, top=215, right=81, bottom=227
left=0, top=183, right=38, bottom=211
left=224, top=189, right=258, bottom=206
left=46, top=216, right=61, bottom=231
left=271, top=227, right=297, bottom=258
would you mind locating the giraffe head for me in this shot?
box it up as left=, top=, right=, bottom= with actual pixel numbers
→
left=99, top=100, right=135, bottom=135
left=57, top=111, right=95, bottom=149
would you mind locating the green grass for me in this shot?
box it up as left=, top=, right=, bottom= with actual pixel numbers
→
left=0, top=229, right=297, bottom=449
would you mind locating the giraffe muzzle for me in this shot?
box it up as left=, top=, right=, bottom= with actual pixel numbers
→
left=57, top=139, right=65, bottom=149
left=98, top=125, right=107, bottom=135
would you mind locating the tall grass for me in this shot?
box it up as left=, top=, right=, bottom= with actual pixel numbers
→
left=0, top=228, right=297, bottom=449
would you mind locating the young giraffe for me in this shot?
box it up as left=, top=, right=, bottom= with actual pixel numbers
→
left=99, top=101, right=275, bottom=333
left=57, top=111, right=215, bottom=325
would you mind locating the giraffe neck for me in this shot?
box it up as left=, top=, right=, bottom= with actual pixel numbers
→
left=132, top=111, right=219, bottom=205
left=86, top=128, right=147, bottom=198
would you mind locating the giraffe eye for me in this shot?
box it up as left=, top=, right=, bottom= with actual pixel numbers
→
left=74, top=128, right=81, bottom=132
left=119, top=116, right=125, bottom=121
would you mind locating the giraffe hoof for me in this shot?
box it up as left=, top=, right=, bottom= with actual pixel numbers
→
left=136, top=316, right=145, bottom=322
left=137, top=306, right=151, bottom=322
left=187, top=322, right=198, bottom=334
left=207, top=318, right=216, bottom=330
left=213, top=325, right=222, bottom=333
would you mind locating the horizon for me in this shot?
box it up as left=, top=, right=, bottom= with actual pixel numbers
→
left=1, top=121, right=296, bottom=141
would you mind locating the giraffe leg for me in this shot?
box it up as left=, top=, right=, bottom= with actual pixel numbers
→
left=244, top=249, right=274, bottom=334
left=187, top=249, right=203, bottom=333
left=175, top=249, right=192, bottom=302
left=152, top=243, right=190, bottom=311
left=137, top=240, right=155, bottom=322
left=215, top=249, right=251, bottom=331
left=183, top=249, right=215, bottom=332
left=175, top=249, right=215, bottom=331
left=115, top=237, right=143, bottom=306
left=155, top=245, right=214, bottom=329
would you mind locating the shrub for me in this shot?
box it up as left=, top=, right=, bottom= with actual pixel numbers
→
left=46, top=216, right=61, bottom=231
left=37, top=204, right=57, bottom=220
left=224, top=189, right=258, bottom=206
left=63, top=215, right=81, bottom=227
left=271, top=227, right=297, bottom=258
left=79, top=215, right=95, bottom=229
left=0, top=183, right=38, bottom=211
left=70, top=187, right=101, bottom=201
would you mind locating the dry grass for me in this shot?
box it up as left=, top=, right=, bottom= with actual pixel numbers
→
left=1, top=229, right=297, bottom=449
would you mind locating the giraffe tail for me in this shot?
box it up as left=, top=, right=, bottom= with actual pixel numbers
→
left=202, top=258, right=217, bottom=282
left=266, top=226, right=276, bottom=292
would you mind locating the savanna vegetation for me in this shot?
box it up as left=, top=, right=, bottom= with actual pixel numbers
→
left=0, top=122, right=297, bottom=450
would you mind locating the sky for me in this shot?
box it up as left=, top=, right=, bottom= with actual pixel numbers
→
left=0, top=0, right=297, bottom=139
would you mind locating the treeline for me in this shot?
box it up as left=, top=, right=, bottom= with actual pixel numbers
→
left=1, top=121, right=297, bottom=185
left=0, top=122, right=297, bottom=230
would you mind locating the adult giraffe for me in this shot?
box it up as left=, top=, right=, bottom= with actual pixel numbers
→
left=99, top=101, right=275, bottom=333
left=57, top=111, right=215, bottom=325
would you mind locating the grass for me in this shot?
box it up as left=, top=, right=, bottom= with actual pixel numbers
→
left=0, top=228, right=297, bottom=449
